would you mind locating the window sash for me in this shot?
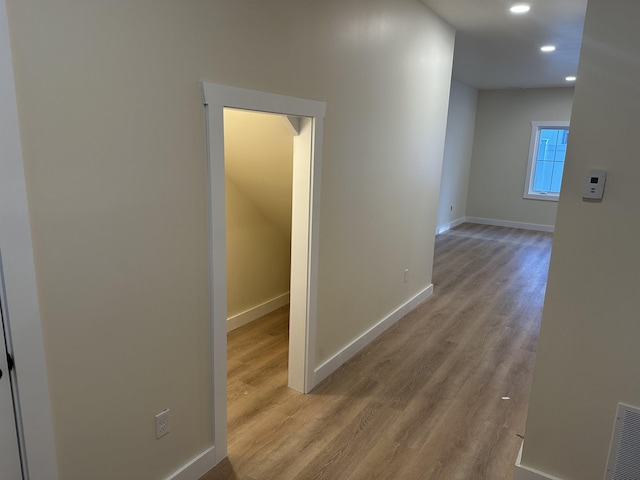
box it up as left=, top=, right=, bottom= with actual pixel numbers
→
left=524, top=121, right=570, bottom=201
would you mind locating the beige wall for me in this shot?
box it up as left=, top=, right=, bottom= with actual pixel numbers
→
left=520, top=1, right=640, bottom=479
left=437, top=80, right=477, bottom=231
left=466, top=88, right=574, bottom=228
left=5, top=0, right=454, bottom=478
left=224, top=110, right=292, bottom=318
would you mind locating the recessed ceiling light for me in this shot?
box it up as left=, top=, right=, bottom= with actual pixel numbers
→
left=566, top=76, right=577, bottom=82
left=541, top=45, right=556, bottom=52
left=510, top=4, right=531, bottom=14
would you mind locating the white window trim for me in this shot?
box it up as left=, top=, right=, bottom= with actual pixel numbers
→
left=523, top=120, right=570, bottom=201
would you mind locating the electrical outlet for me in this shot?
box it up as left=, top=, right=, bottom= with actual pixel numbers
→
left=404, top=269, right=409, bottom=284
left=155, top=409, right=170, bottom=439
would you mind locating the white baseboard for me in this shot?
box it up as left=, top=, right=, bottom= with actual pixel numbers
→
left=165, top=446, right=217, bottom=480
left=514, top=441, right=564, bottom=480
left=466, top=216, right=555, bottom=233
left=436, top=216, right=466, bottom=234
left=227, top=292, right=290, bottom=332
left=312, top=285, right=434, bottom=387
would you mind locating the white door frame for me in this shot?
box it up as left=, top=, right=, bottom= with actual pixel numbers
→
left=0, top=301, right=22, bottom=479
left=201, top=82, right=325, bottom=463
left=0, top=1, right=59, bottom=478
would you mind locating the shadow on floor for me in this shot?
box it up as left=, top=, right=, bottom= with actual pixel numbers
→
left=200, top=457, right=241, bottom=480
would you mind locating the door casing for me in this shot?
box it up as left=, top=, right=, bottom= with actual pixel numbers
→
left=201, top=82, right=326, bottom=463
left=0, top=1, right=59, bottom=478
left=0, top=301, right=22, bottom=479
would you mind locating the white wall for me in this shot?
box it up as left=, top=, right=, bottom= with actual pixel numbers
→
left=224, top=110, right=292, bottom=319
left=466, top=88, right=574, bottom=229
left=437, top=80, right=477, bottom=232
left=225, top=179, right=291, bottom=318
left=519, top=1, right=640, bottom=479
left=4, top=0, right=454, bottom=478
left=224, top=109, right=293, bottom=237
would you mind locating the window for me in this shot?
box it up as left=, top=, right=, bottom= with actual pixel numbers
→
left=524, top=121, right=569, bottom=201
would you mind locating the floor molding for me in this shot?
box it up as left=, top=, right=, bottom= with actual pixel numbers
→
left=436, top=216, right=466, bottom=234
left=466, top=216, right=555, bottom=233
left=514, top=441, right=565, bottom=480
left=312, top=285, right=434, bottom=387
left=165, top=446, right=217, bottom=480
left=227, top=292, right=290, bottom=332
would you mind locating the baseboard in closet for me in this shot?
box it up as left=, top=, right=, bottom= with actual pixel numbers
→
left=227, top=292, right=290, bottom=332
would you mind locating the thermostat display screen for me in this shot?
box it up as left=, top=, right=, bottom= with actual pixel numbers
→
left=583, top=169, right=607, bottom=200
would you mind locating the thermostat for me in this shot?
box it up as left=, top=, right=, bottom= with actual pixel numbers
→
left=582, top=169, right=607, bottom=200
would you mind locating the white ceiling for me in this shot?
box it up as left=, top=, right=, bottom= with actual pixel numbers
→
left=419, top=0, right=588, bottom=89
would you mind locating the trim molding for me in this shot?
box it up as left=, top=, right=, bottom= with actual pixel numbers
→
left=514, top=441, right=564, bottom=480
left=466, top=216, right=555, bottom=233
left=436, top=216, right=466, bottom=234
left=0, top=1, right=59, bottom=478
left=202, top=82, right=326, bottom=462
left=227, top=293, right=290, bottom=332
left=165, top=446, right=216, bottom=480
left=312, top=285, right=434, bottom=387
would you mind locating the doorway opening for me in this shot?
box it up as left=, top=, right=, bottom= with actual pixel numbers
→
left=223, top=108, right=294, bottom=440
left=201, top=82, right=326, bottom=463
left=224, top=108, right=293, bottom=335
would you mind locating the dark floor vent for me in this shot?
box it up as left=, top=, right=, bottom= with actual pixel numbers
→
left=606, top=403, right=640, bottom=480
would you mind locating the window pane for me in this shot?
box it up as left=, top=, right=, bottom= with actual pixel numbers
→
left=555, top=142, right=567, bottom=162
left=532, top=127, right=568, bottom=194
left=550, top=162, right=564, bottom=192
left=538, top=140, right=558, bottom=161
left=533, top=160, right=554, bottom=192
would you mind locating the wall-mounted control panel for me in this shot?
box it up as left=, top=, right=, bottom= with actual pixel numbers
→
left=582, top=169, right=607, bottom=200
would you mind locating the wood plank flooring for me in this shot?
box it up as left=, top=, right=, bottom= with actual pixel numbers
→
left=201, top=223, right=553, bottom=480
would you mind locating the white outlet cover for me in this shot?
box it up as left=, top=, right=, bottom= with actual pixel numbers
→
left=155, top=409, right=170, bottom=439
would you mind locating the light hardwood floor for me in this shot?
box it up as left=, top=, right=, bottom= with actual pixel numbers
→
left=202, top=223, right=553, bottom=480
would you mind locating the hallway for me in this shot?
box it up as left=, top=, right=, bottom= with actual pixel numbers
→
left=203, top=223, right=553, bottom=480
